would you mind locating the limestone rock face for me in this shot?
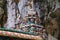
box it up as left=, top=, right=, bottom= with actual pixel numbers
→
left=0, top=7, right=4, bottom=15
left=0, top=0, right=4, bottom=7
left=0, top=0, right=7, bottom=27
left=45, top=8, right=60, bottom=39
left=0, top=0, right=4, bottom=19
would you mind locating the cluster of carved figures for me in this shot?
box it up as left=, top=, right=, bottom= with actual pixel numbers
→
left=14, top=9, right=43, bottom=35
left=0, top=0, right=45, bottom=36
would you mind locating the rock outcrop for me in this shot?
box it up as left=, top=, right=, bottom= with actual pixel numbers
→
left=45, top=8, right=60, bottom=40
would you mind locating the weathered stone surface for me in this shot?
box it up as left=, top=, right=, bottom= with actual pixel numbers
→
left=45, top=8, right=60, bottom=39
left=0, top=7, right=4, bottom=15
left=0, top=0, right=7, bottom=27
left=0, top=0, right=4, bottom=7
